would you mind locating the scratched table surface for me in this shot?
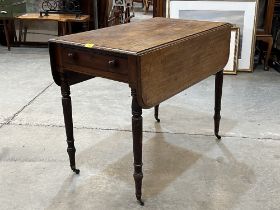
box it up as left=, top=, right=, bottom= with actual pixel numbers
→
left=51, top=17, right=230, bottom=55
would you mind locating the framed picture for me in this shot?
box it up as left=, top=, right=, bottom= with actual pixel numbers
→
left=224, top=27, right=240, bottom=75
left=169, top=1, right=258, bottom=72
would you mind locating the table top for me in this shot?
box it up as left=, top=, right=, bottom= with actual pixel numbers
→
left=16, top=13, right=90, bottom=22
left=49, top=18, right=231, bottom=108
left=50, top=17, right=230, bottom=55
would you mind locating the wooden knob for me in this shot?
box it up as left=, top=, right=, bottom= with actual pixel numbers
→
left=108, top=60, right=117, bottom=68
left=68, top=52, right=74, bottom=58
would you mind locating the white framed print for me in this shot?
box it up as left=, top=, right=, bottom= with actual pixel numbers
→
left=224, top=27, right=240, bottom=75
left=170, top=1, right=258, bottom=72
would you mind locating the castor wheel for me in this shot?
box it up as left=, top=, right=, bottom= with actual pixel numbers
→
left=215, top=133, right=221, bottom=140
left=137, top=197, right=144, bottom=206
left=72, top=168, right=80, bottom=174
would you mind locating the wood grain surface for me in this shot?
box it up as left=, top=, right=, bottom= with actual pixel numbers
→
left=17, top=13, right=90, bottom=22
left=50, top=17, right=230, bottom=54
left=138, top=24, right=231, bottom=108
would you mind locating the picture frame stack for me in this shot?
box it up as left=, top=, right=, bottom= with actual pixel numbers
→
left=169, top=0, right=259, bottom=74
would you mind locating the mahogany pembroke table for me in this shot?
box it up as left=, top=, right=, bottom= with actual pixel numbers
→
left=49, top=17, right=231, bottom=205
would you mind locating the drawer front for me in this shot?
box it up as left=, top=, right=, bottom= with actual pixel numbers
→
left=61, top=48, right=128, bottom=76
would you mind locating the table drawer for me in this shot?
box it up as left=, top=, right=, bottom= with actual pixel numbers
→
left=61, top=48, right=128, bottom=75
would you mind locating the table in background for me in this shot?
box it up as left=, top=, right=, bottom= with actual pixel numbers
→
left=16, top=13, right=90, bottom=45
left=49, top=17, right=231, bottom=205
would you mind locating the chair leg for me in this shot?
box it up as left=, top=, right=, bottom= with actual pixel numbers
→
left=61, top=22, right=67, bottom=36
left=67, top=22, right=72, bottom=35
left=12, top=20, right=17, bottom=43
left=264, top=36, right=273, bottom=71
left=23, top=27, right=27, bottom=42
left=3, top=20, right=11, bottom=51
left=18, top=20, right=23, bottom=45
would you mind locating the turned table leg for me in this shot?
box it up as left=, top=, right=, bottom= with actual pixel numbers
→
left=131, top=89, right=144, bottom=206
left=154, top=104, right=160, bottom=122
left=60, top=73, right=80, bottom=174
left=214, top=70, right=223, bottom=139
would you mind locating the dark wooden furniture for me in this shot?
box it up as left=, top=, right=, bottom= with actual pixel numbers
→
left=257, top=0, right=276, bottom=70
left=97, top=0, right=110, bottom=28
left=49, top=18, right=231, bottom=205
left=77, top=0, right=98, bottom=30
left=0, top=0, right=26, bottom=50
left=153, top=0, right=166, bottom=17
left=0, top=19, right=13, bottom=50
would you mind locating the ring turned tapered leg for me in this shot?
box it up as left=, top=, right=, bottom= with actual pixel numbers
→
left=214, top=70, right=223, bottom=139
left=154, top=104, right=160, bottom=122
left=131, top=89, right=144, bottom=206
left=60, top=73, right=80, bottom=174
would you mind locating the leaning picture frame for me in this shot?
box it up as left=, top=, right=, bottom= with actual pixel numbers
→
left=224, top=27, right=240, bottom=75
left=169, top=1, right=258, bottom=72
